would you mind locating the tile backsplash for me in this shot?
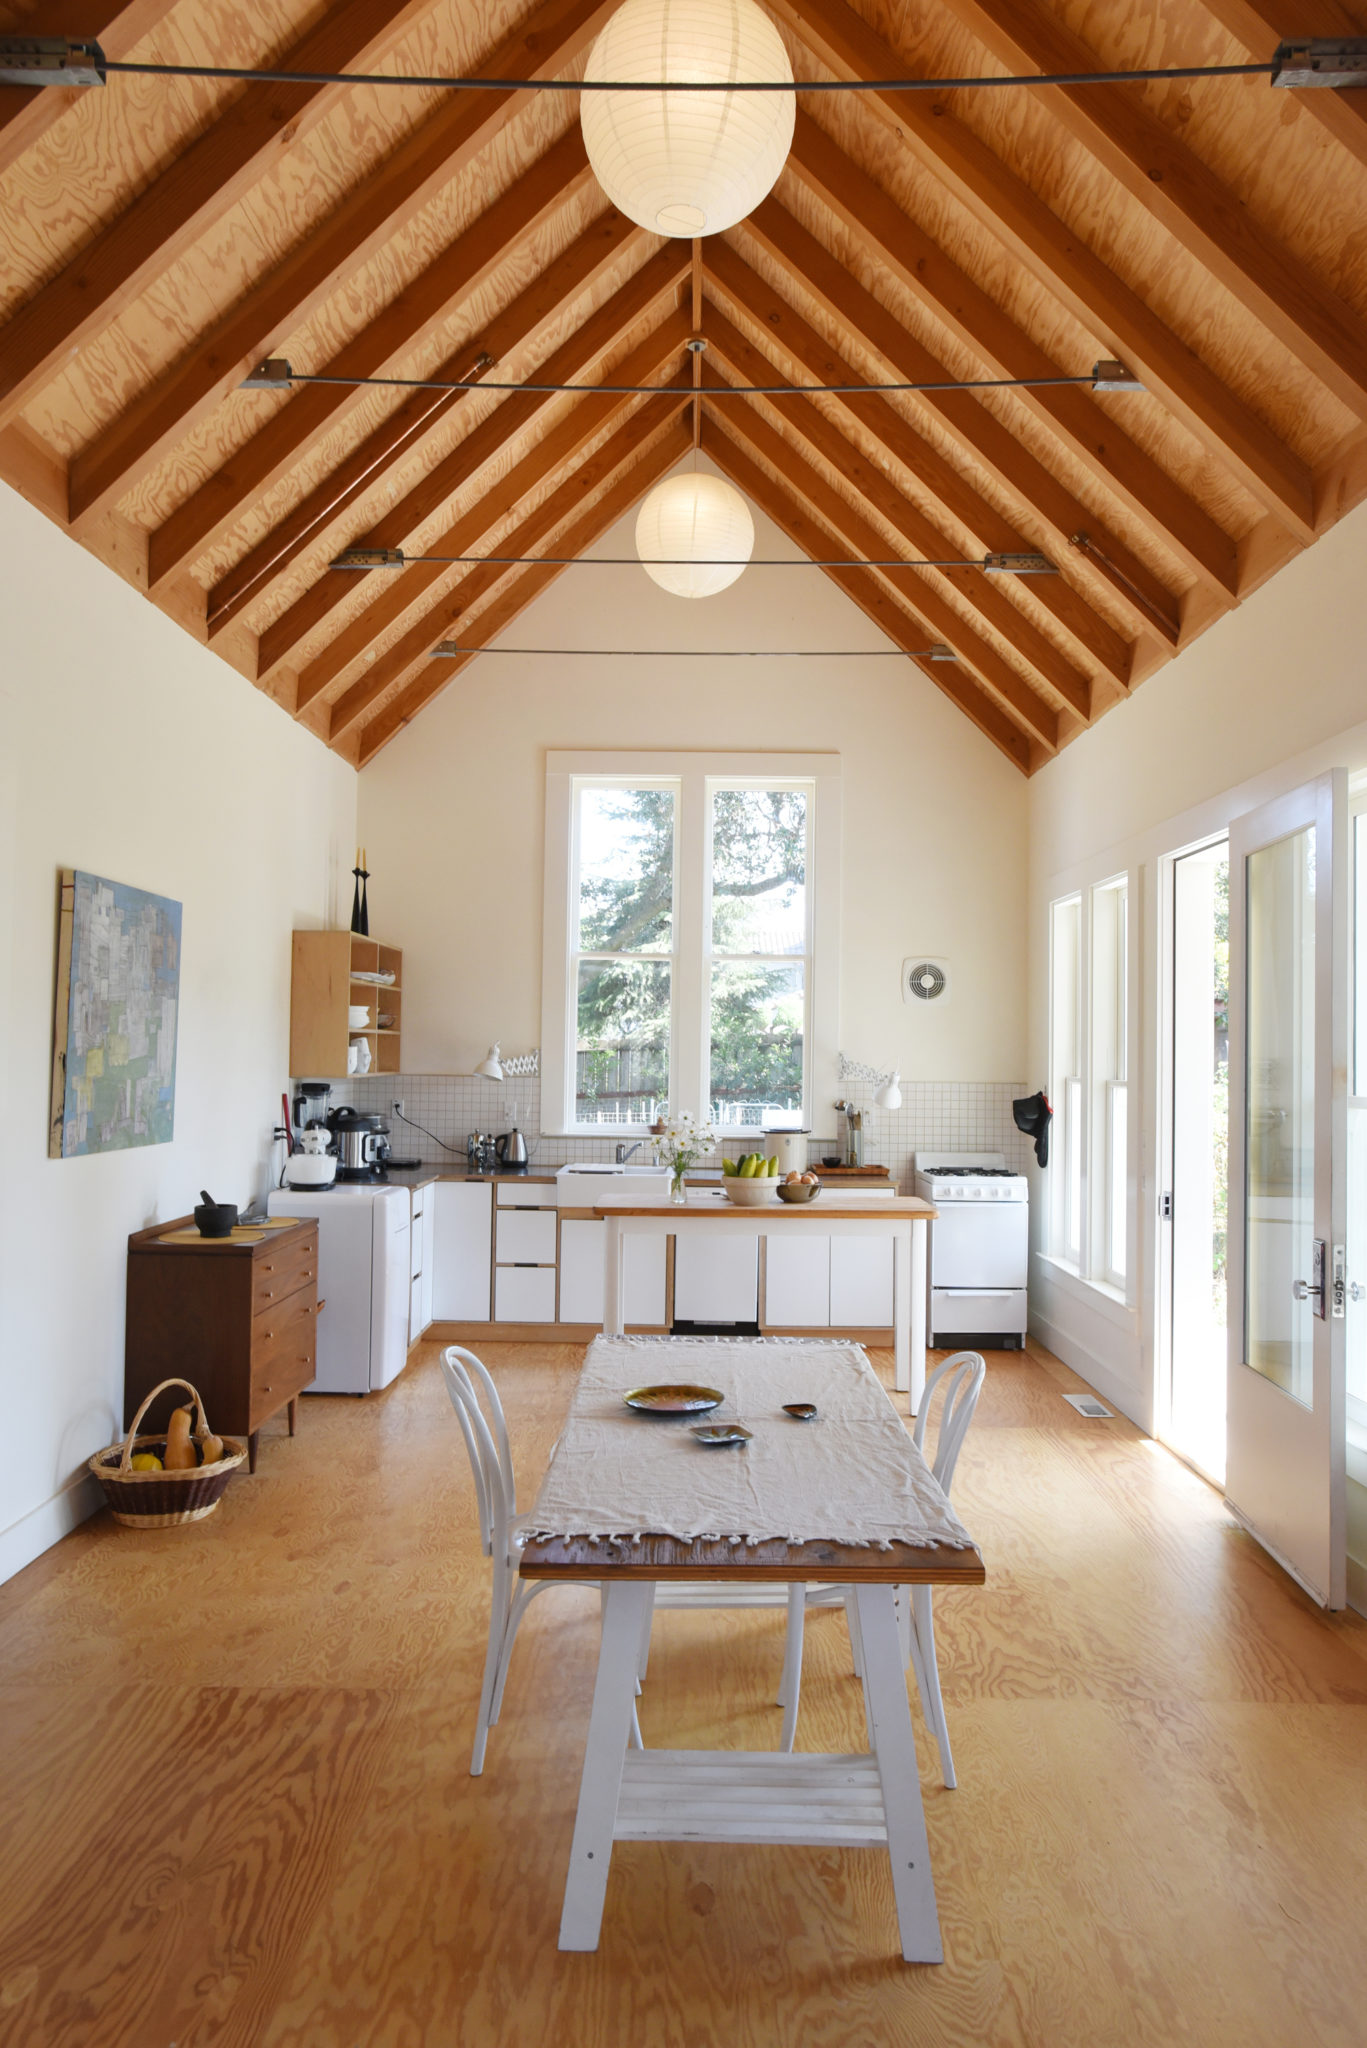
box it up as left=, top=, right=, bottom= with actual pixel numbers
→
left=321, top=1074, right=1032, bottom=1188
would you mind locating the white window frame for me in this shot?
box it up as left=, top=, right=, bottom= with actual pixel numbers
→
left=541, top=751, right=841, bottom=1137
left=1047, top=872, right=1134, bottom=1296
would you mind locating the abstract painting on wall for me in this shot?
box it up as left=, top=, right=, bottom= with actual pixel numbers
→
left=48, top=869, right=182, bottom=1158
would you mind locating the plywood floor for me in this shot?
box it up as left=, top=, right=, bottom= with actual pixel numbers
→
left=2, top=1337, right=1366, bottom=2047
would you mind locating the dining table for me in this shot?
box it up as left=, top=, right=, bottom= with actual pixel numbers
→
left=518, top=1334, right=986, bottom=1963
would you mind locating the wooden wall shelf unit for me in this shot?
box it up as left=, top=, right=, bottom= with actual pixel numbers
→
left=289, top=930, right=402, bottom=1079
left=125, top=1216, right=320, bottom=1473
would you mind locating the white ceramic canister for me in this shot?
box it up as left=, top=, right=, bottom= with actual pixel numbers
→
left=765, top=1130, right=810, bottom=1176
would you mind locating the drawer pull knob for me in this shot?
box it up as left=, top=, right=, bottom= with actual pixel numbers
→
left=261, top=1384, right=272, bottom=1393
left=262, top=1332, right=273, bottom=1341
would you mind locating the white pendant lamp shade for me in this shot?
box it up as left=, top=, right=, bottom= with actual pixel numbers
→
left=580, top=0, right=795, bottom=238
left=635, top=473, right=754, bottom=597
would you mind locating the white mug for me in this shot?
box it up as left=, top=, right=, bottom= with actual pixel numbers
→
left=347, top=1044, right=359, bottom=1075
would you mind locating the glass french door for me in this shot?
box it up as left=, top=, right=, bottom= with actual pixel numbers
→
left=1226, top=771, right=1347, bottom=1608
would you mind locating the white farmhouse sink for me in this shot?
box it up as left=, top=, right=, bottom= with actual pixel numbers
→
left=555, top=1163, right=671, bottom=1207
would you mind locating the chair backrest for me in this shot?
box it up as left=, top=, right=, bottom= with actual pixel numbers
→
left=912, top=1351, right=986, bottom=1498
left=439, top=1346, right=516, bottom=1559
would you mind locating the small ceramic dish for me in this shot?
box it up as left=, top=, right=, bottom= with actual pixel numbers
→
left=782, top=1402, right=818, bottom=1421
left=624, top=1384, right=725, bottom=1415
left=691, top=1423, right=753, bottom=1446
left=775, top=1181, right=821, bottom=1203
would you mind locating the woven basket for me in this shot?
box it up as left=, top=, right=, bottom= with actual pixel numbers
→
left=89, top=1378, right=246, bottom=1528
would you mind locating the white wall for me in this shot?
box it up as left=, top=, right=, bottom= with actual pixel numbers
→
left=1023, top=496, right=1367, bottom=1599
left=358, top=461, right=1030, bottom=1108
left=0, top=484, right=357, bottom=1584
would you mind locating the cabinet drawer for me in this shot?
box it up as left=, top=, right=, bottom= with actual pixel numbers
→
left=250, top=1287, right=316, bottom=1415
left=252, top=1231, right=318, bottom=1314
left=495, top=1266, right=557, bottom=1322
left=496, top=1180, right=556, bottom=1207
left=496, top=1208, right=557, bottom=1263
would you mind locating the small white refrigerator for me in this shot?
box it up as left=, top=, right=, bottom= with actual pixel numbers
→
left=266, top=1183, right=411, bottom=1393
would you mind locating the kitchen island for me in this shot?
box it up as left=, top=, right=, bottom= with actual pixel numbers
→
left=597, top=1195, right=936, bottom=1411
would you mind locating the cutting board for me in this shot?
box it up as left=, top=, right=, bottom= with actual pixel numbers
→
left=811, top=1164, right=892, bottom=1178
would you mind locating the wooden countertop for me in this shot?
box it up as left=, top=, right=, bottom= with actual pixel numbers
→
left=592, top=1196, right=936, bottom=1220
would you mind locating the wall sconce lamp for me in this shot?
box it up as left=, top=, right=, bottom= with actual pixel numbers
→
left=473, top=1044, right=540, bottom=1081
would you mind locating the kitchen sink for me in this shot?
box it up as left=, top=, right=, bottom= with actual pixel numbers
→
left=555, top=1163, right=671, bottom=1207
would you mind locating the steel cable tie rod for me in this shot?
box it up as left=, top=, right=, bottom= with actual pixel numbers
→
left=6, top=39, right=1365, bottom=92
left=428, top=644, right=960, bottom=658
left=242, top=360, right=1139, bottom=395
left=331, top=549, right=1058, bottom=573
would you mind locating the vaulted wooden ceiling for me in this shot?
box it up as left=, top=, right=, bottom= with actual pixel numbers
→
left=2, top=0, right=1366, bottom=772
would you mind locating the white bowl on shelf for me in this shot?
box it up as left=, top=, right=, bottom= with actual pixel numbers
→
left=348, top=1004, right=370, bottom=1028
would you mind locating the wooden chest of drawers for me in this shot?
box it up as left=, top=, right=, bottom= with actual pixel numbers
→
left=125, top=1215, right=320, bottom=1472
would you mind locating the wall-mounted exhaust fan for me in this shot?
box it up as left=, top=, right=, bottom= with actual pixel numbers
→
left=903, top=958, right=950, bottom=1006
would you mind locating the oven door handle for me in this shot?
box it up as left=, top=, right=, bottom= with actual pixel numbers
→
left=932, top=1288, right=1019, bottom=1298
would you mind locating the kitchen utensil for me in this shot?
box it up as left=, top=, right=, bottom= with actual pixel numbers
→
left=722, top=1177, right=779, bottom=1205
left=495, top=1128, right=529, bottom=1168
left=624, top=1384, right=724, bottom=1414
left=348, top=1004, right=370, bottom=1028
left=776, top=1180, right=821, bottom=1203
left=194, top=1198, right=238, bottom=1237
left=691, top=1423, right=753, bottom=1446
left=346, top=1044, right=359, bottom=1075
left=782, top=1402, right=818, bottom=1421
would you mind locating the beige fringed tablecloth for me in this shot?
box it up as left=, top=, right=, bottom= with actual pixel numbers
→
left=522, top=1336, right=974, bottom=1552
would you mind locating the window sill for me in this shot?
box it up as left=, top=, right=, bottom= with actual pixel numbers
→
left=1034, top=1253, right=1136, bottom=1327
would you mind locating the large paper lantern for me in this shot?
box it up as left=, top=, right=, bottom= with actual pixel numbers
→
left=635, top=473, right=755, bottom=597
left=580, top=0, right=795, bottom=238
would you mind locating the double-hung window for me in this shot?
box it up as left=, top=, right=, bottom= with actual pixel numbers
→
left=542, top=752, right=840, bottom=1137
left=1048, top=873, right=1131, bottom=1290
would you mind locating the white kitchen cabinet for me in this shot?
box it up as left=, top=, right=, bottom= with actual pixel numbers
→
left=495, top=1265, right=557, bottom=1322
left=408, top=1184, right=430, bottom=1344
left=558, top=1220, right=667, bottom=1326
left=674, top=1231, right=759, bottom=1324
left=829, top=1234, right=894, bottom=1327
left=420, top=1195, right=434, bottom=1332
left=496, top=1179, right=557, bottom=1207
left=764, top=1234, right=831, bottom=1327
left=430, top=1182, right=492, bottom=1320
left=495, top=1207, right=558, bottom=1263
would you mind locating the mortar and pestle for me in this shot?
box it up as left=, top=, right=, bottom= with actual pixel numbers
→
left=194, top=1189, right=239, bottom=1238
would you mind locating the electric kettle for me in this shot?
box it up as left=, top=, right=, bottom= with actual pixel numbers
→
left=495, top=1128, right=529, bottom=1169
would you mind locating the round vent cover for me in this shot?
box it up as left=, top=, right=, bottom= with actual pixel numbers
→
left=903, top=958, right=949, bottom=1005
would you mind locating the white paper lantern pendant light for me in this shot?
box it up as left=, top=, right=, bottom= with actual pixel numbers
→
left=636, top=472, right=755, bottom=598
left=581, top=0, right=796, bottom=238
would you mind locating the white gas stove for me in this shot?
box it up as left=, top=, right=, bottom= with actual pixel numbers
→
left=913, top=1152, right=1028, bottom=1349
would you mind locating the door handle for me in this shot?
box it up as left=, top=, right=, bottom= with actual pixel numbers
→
left=1293, top=1239, right=1327, bottom=1319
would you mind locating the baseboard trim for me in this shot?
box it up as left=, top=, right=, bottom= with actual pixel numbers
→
left=0, top=1471, right=102, bottom=1588
left=1028, top=1307, right=1150, bottom=1432
left=1346, top=1552, right=1367, bottom=1620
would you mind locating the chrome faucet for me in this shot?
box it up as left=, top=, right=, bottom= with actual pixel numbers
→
left=616, top=1141, right=642, bottom=1164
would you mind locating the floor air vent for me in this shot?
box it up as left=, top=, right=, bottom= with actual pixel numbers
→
left=1062, top=1393, right=1114, bottom=1418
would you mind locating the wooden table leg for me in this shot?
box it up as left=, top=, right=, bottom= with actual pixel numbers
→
left=247, top=1429, right=259, bottom=1474
left=854, top=1582, right=942, bottom=1964
left=558, top=1581, right=654, bottom=1952
left=287, top=1396, right=298, bottom=1437
left=892, top=1221, right=913, bottom=1400
left=603, top=1216, right=625, bottom=1338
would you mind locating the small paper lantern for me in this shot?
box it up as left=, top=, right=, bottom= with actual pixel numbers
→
left=635, top=473, right=755, bottom=597
left=581, top=0, right=795, bottom=238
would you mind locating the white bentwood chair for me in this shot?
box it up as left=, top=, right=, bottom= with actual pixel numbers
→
left=783, top=1350, right=986, bottom=1785
left=439, top=1345, right=642, bottom=1775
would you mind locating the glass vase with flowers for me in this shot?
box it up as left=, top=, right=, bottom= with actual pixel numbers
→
left=654, top=1110, right=718, bottom=1204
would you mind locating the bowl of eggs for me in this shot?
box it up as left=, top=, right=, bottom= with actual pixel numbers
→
left=775, top=1171, right=822, bottom=1203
